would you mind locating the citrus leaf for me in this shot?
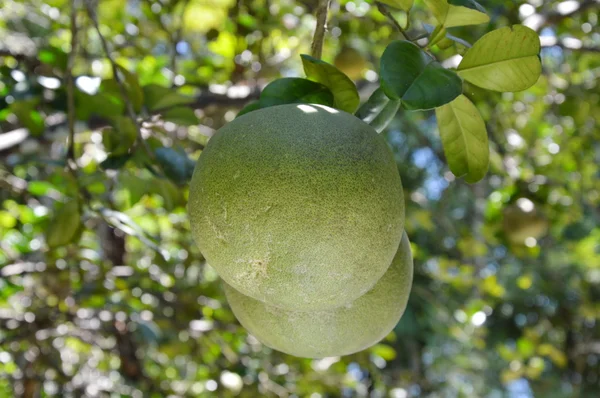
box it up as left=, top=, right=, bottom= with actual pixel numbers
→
left=259, top=77, right=334, bottom=108
left=370, top=99, right=401, bottom=133
left=100, top=207, right=168, bottom=259
left=76, top=90, right=124, bottom=121
left=355, top=88, right=390, bottom=124
left=46, top=200, right=81, bottom=248
left=10, top=99, right=45, bottom=136
left=435, top=94, right=489, bottom=183
left=100, top=153, right=132, bottom=170
left=380, top=41, right=462, bottom=110
left=162, top=107, right=199, bottom=126
left=355, top=88, right=401, bottom=133
left=424, top=24, right=472, bottom=48
left=457, top=25, right=541, bottom=92
left=236, top=101, right=261, bottom=118
left=27, top=181, right=57, bottom=196
left=143, top=84, right=195, bottom=111
left=104, top=116, right=137, bottom=155
left=424, top=0, right=489, bottom=28
left=377, top=0, right=413, bottom=12
left=37, top=46, right=68, bottom=71
left=155, top=147, right=195, bottom=185
left=116, top=65, right=144, bottom=112
left=300, top=54, right=360, bottom=113
left=428, top=25, right=448, bottom=47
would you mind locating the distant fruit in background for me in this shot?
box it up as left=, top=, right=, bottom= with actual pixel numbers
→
left=334, top=46, right=367, bottom=80
left=224, top=232, right=414, bottom=358
left=502, top=198, right=548, bottom=245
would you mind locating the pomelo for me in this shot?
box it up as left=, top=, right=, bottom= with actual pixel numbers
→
left=188, top=103, right=404, bottom=311
left=224, top=232, right=413, bottom=358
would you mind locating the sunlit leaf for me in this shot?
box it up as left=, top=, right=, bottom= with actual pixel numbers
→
left=377, top=0, right=413, bottom=12
left=45, top=200, right=81, bottom=248
left=301, top=54, right=360, bottom=113
left=457, top=25, right=541, bottom=92
left=435, top=94, right=489, bottom=183
left=424, top=0, right=489, bottom=28
left=371, top=344, right=397, bottom=360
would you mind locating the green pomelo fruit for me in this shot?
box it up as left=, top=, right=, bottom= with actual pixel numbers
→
left=224, top=232, right=413, bottom=358
left=188, top=103, right=404, bottom=311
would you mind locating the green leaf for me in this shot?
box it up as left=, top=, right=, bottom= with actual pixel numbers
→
left=99, top=207, right=168, bottom=259
left=236, top=101, right=261, bottom=118
left=259, top=78, right=334, bottom=108
left=101, top=68, right=144, bottom=114
left=423, top=0, right=489, bottom=28
left=423, top=24, right=472, bottom=48
left=162, top=107, right=199, bottom=126
left=100, top=154, right=132, bottom=170
left=355, top=88, right=390, bottom=124
left=27, top=181, right=57, bottom=196
left=435, top=94, right=489, bottom=183
left=45, top=200, right=81, bottom=248
left=355, top=88, right=401, bottom=133
left=457, top=25, right=541, bottom=92
left=143, top=84, right=195, bottom=111
left=370, top=99, right=401, bottom=133
left=10, top=99, right=45, bottom=136
left=116, top=65, right=144, bottom=113
left=37, top=46, right=68, bottom=71
left=155, top=147, right=195, bottom=185
left=104, top=116, right=137, bottom=155
left=428, top=25, right=448, bottom=48
left=76, top=90, right=124, bottom=121
left=300, top=54, right=360, bottom=113
left=371, top=344, right=397, bottom=361
left=377, top=0, right=413, bottom=12
left=380, top=41, right=462, bottom=110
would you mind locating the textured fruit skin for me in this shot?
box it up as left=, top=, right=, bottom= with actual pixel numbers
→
left=224, top=232, right=413, bottom=358
left=188, top=103, right=404, bottom=311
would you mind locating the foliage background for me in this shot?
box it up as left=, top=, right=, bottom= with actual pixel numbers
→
left=1, top=0, right=599, bottom=396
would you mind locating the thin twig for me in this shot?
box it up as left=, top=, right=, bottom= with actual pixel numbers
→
left=376, top=2, right=411, bottom=41
left=66, top=0, right=78, bottom=164
left=310, top=0, right=331, bottom=59
left=171, top=0, right=190, bottom=84
left=84, top=1, right=156, bottom=161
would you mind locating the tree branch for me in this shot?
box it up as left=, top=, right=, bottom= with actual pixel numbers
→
left=85, top=1, right=156, bottom=162
left=310, top=0, right=330, bottom=59
left=66, top=0, right=79, bottom=163
left=376, top=2, right=411, bottom=41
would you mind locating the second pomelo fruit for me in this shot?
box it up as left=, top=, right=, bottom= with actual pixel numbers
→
left=224, top=232, right=414, bottom=358
left=188, top=104, right=404, bottom=311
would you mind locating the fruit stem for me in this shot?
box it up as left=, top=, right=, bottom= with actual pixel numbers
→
left=376, top=2, right=411, bottom=42
left=310, top=0, right=331, bottom=59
